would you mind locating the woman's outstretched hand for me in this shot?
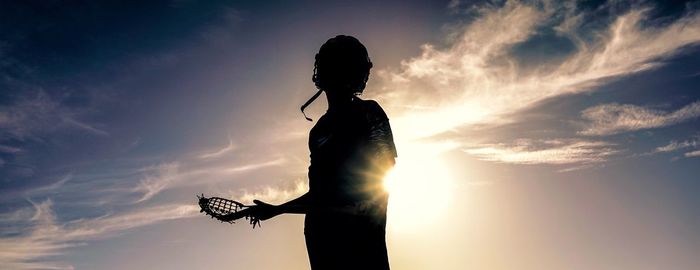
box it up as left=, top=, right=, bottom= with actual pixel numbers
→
left=250, top=200, right=282, bottom=221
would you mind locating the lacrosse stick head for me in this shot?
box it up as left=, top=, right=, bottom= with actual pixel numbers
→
left=197, top=194, right=261, bottom=228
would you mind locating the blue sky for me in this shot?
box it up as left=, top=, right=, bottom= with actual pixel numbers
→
left=1, top=1, right=699, bottom=269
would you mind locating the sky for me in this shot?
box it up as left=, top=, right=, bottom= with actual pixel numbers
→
left=1, top=0, right=699, bottom=269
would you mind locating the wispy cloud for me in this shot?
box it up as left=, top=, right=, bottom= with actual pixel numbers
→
left=60, top=117, right=109, bottom=137
left=649, top=134, right=700, bottom=159
left=653, top=137, right=699, bottom=154
left=230, top=180, right=308, bottom=205
left=131, top=157, right=287, bottom=203
left=0, top=91, right=108, bottom=141
left=25, top=174, right=73, bottom=196
left=198, top=135, right=236, bottom=159
left=375, top=1, right=700, bottom=143
left=0, top=144, right=22, bottom=153
left=684, top=149, right=700, bottom=157
left=0, top=199, right=199, bottom=270
left=579, top=102, right=700, bottom=136
left=463, top=139, right=618, bottom=165
left=222, top=157, right=286, bottom=173
left=133, top=163, right=180, bottom=203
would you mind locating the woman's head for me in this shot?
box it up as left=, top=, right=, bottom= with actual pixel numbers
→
left=312, top=35, right=373, bottom=96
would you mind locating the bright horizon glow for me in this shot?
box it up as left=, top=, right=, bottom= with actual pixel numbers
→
left=383, top=141, right=455, bottom=231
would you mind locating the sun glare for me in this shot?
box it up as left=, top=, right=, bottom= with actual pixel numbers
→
left=384, top=143, right=454, bottom=231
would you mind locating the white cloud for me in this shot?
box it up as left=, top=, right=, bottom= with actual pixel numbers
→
left=0, top=199, right=199, bottom=270
left=579, top=102, right=700, bottom=136
left=653, top=137, right=699, bottom=153
left=230, top=180, right=308, bottom=205
left=222, top=157, right=286, bottom=173
left=463, top=139, right=618, bottom=165
left=684, top=149, right=700, bottom=157
left=373, top=1, right=700, bottom=143
left=133, top=163, right=180, bottom=203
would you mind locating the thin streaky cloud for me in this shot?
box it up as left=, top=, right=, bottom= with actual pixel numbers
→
left=579, top=101, right=700, bottom=136
left=557, top=164, right=598, bottom=173
left=684, top=149, right=700, bottom=157
left=61, top=117, right=109, bottom=137
left=223, top=157, right=286, bottom=173
left=198, top=135, right=236, bottom=159
left=25, top=174, right=73, bottom=196
left=653, top=137, right=699, bottom=154
left=0, top=144, right=22, bottom=153
left=230, top=179, right=308, bottom=205
left=463, top=139, right=618, bottom=165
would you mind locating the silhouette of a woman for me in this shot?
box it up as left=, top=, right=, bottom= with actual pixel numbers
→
left=251, top=35, right=397, bottom=270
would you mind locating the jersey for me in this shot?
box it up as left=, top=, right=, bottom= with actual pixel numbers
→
left=304, top=98, right=397, bottom=270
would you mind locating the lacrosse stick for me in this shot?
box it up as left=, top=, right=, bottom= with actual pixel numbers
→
left=197, top=194, right=261, bottom=228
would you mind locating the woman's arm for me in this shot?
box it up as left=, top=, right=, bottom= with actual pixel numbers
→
left=248, top=192, right=312, bottom=221
left=276, top=192, right=312, bottom=214
left=366, top=100, right=398, bottom=171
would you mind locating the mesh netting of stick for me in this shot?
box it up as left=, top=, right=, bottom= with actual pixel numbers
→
left=197, top=194, right=261, bottom=227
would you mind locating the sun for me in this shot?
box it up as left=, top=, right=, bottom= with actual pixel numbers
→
left=383, top=143, right=454, bottom=231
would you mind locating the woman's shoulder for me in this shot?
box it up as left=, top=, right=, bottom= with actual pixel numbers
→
left=355, top=98, right=389, bottom=122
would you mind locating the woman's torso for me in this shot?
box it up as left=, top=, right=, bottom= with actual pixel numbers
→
left=305, top=98, right=394, bottom=232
